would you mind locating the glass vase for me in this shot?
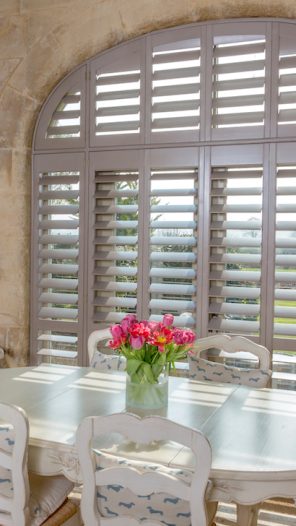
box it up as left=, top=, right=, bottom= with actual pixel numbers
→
left=125, top=365, right=168, bottom=415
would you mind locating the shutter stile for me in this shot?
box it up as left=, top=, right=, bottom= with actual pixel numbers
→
left=37, top=170, right=80, bottom=362
left=94, top=170, right=139, bottom=324
left=209, top=166, right=263, bottom=335
left=149, top=168, right=198, bottom=326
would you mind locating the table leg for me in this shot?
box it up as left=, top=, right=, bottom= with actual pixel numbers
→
left=237, top=504, right=259, bottom=526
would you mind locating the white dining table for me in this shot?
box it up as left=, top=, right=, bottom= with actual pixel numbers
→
left=0, top=363, right=296, bottom=526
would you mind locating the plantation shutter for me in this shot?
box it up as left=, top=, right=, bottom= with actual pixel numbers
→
left=273, top=161, right=296, bottom=351
left=278, top=24, right=296, bottom=137
left=31, top=154, right=84, bottom=363
left=208, top=163, right=263, bottom=336
left=150, top=28, right=201, bottom=143
left=90, top=40, right=145, bottom=147
left=32, top=20, right=296, bottom=371
left=34, top=66, right=86, bottom=150
left=211, top=32, right=266, bottom=140
left=91, top=153, right=141, bottom=328
left=46, top=91, right=81, bottom=139
left=146, top=149, right=199, bottom=327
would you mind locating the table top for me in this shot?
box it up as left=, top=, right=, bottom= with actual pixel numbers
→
left=0, top=364, right=296, bottom=480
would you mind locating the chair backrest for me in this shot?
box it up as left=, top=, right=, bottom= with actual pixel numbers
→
left=88, top=329, right=126, bottom=371
left=76, top=412, right=212, bottom=526
left=188, top=334, right=272, bottom=387
left=0, top=402, right=30, bottom=525
left=88, top=329, right=111, bottom=363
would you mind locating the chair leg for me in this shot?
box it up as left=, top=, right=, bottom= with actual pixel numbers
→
left=237, top=503, right=259, bottom=526
left=207, top=501, right=218, bottom=524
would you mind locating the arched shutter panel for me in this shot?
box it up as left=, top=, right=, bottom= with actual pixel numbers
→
left=90, top=40, right=145, bottom=147
left=150, top=27, right=201, bottom=143
left=210, top=23, right=267, bottom=140
left=46, top=91, right=81, bottom=139
left=278, top=23, right=296, bottom=137
left=34, top=67, right=86, bottom=150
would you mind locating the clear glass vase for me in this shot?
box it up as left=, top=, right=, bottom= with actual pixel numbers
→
left=125, top=365, right=168, bottom=415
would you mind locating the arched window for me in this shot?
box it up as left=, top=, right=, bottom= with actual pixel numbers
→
left=32, top=18, right=296, bottom=381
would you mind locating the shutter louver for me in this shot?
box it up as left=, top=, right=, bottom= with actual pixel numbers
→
left=151, top=40, right=200, bottom=137
left=149, top=168, right=198, bottom=326
left=274, top=166, right=296, bottom=345
left=94, top=170, right=139, bottom=325
left=212, top=39, right=265, bottom=134
left=209, top=166, right=263, bottom=335
left=46, top=91, right=81, bottom=139
left=37, top=171, right=80, bottom=362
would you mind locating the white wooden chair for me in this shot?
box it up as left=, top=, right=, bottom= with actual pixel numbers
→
left=88, top=329, right=126, bottom=371
left=0, top=401, right=81, bottom=526
left=76, top=412, right=216, bottom=526
left=189, top=334, right=271, bottom=526
left=188, top=334, right=271, bottom=388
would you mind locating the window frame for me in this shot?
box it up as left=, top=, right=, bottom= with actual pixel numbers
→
left=31, top=18, right=296, bottom=374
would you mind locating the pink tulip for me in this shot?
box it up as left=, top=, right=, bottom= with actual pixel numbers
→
left=121, top=314, right=137, bottom=334
left=173, top=328, right=196, bottom=345
left=162, top=314, right=174, bottom=327
left=130, top=335, right=144, bottom=349
left=110, top=324, right=124, bottom=340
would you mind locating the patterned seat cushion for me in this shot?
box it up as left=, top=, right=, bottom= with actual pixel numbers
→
left=188, top=356, right=271, bottom=388
left=90, top=350, right=126, bottom=371
left=94, top=450, right=193, bottom=526
left=0, top=424, right=74, bottom=526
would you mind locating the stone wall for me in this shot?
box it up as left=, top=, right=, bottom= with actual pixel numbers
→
left=0, top=0, right=295, bottom=366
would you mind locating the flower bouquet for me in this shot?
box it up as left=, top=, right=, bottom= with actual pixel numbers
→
left=109, top=314, right=196, bottom=411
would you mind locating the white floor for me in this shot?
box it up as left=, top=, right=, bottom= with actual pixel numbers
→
left=215, top=500, right=296, bottom=526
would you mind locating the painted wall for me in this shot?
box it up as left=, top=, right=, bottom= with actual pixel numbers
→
left=0, top=0, right=295, bottom=365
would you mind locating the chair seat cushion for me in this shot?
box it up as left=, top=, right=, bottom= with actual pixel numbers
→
left=90, top=350, right=126, bottom=371
left=0, top=465, right=74, bottom=526
left=95, top=450, right=193, bottom=526
left=188, top=356, right=271, bottom=388
left=0, top=425, right=74, bottom=526
left=29, top=473, right=75, bottom=526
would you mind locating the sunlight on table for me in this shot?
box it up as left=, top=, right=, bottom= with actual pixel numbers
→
left=171, top=380, right=233, bottom=407
left=70, top=371, right=126, bottom=393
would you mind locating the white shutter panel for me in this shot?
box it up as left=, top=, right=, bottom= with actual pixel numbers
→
left=91, top=40, right=144, bottom=146
left=34, top=66, right=86, bottom=150
left=36, top=170, right=80, bottom=362
left=278, top=55, right=296, bottom=125
left=278, top=25, right=296, bottom=137
left=93, top=170, right=139, bottom=324
left=274, top=165, right=296, bottom=347
left=209, top=165, right=263, bottom=335
left=148, top=168, right=198, bottom=327
left=212, top=37, right=265, bottom=138
left=151, top=35, right=200, bottom=141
